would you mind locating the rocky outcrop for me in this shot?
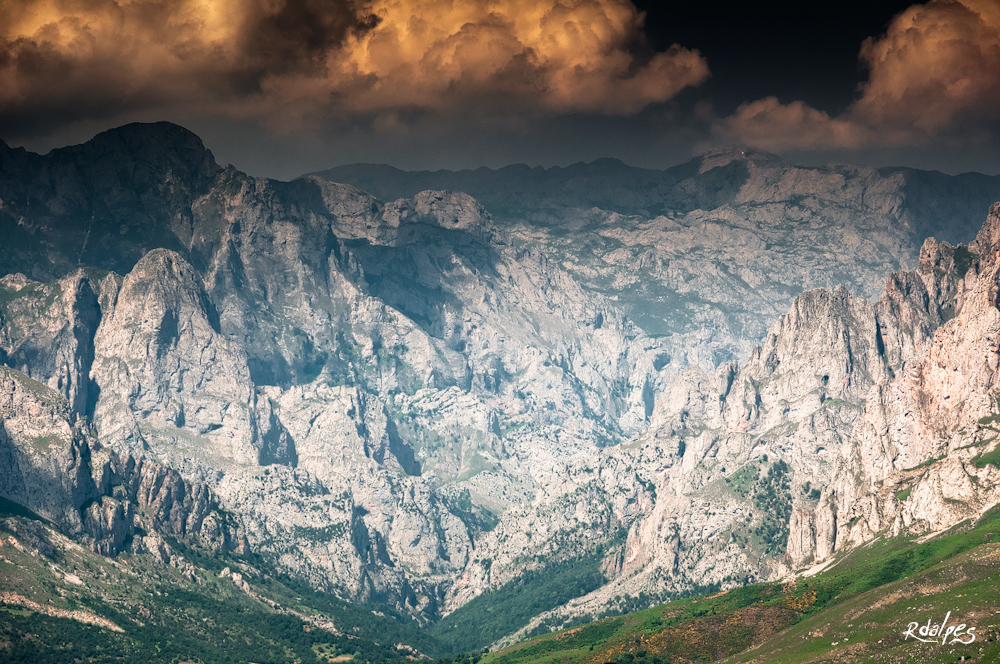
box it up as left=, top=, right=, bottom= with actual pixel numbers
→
left=86, top=449, right=249, bottom=556
left=0, top=366, right=96, bottom=530
left=90, top=248, right=290, bottom=467
left=0, top=364, right=245, bottom=557
left=0, top=271, right=101, bottom=414
left=816, top=203, right=1000, bottom=556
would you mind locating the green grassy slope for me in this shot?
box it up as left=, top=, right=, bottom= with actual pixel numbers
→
left=479, top=506, right=1000, bottom=664
left=430, top=551, right=607, bottom=654
left=0, top=508, right=443, bottom=664
left=723, top=544, right=1000, bottom=663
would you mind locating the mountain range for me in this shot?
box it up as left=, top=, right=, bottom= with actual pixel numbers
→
left=3, top=122, right=1000, bottom=661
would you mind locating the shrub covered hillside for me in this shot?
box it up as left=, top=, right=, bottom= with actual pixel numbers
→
left=0, top=500, right=443, bottom=664
left=477, top=505, right=1000, bottom=664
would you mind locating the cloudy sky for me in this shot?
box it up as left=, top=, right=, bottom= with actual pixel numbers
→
left=2, top=0, right=999, bottom=178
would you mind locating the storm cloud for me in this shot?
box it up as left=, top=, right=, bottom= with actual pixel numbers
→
left=723, top=0, right=1000, bottom=151
left=0, top=0, right=709, bottom=137
left=4, top=0, right=998, bottom=177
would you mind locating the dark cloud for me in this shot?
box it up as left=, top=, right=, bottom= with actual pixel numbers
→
left=0, top=0, right=381, bottom=137
left=0, top=0, right=708, bottom=140
left=240, top=0, right=380, bottom=84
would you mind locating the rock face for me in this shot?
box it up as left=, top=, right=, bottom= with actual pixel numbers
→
left=0, top=366, right=94, bottom=530
left=3, top=123, right=1000, bottom=643
left=89, top=248, right=280, bottom=467
left=0, top=271, right=100, bottom=414
left=0, top=122, right=220, bottom=279
left=481, top=211, right=989, bottom=641
left=0, top=365, right=244, bottom=557
left=819, top=204, right=1000, bottom=555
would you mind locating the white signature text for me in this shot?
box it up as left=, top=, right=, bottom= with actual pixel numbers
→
left=903, top=612, right=976, bottom=645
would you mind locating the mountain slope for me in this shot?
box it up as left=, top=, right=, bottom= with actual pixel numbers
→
left=0, top=503, right=446, bottom=664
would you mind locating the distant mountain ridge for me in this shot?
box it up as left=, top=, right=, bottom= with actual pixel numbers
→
left=308, top=149, right=1000, bottom=246
left=310, top=144, right=1000, bottom=361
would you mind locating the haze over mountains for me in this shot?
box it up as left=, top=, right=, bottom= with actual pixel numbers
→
left=310, top=155, right=997, bottom=243
left=3, top=122, right=1000, bottom=655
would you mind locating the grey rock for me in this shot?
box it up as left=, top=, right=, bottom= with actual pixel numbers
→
left=0, top=271, right=101, bottom=414
left=0, top=363, right=244, bottom=557
left=0, top=366, right=96, bottom=530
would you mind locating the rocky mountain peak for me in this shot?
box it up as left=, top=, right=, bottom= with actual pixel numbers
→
left=56, top=121, right=221, bottom=179
left=918, top=235, right=959, bottom=273
left=382, top=190, right=491, bottom=232
left=971, top=202, right=1000, bottom=264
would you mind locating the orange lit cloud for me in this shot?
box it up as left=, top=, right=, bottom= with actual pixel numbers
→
left=0, top=0, right=709, bottom=137
left=333, top=0, right=709, bottom=115
left=722, top=0, right=1000, bottom=151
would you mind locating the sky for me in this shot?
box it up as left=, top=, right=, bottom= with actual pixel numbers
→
left=1, top=0, right=999, bottom=179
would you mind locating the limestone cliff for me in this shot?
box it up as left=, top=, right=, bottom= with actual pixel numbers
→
left=821, top=204, right=1000, bottom=556
left=0, top=364, right=244, bottom=557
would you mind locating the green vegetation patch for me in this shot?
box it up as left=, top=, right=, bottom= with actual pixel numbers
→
left=0, top=281, right=62, bottom=318
left=260, top=569, right=445, bottom=659
left=903, top=454, right=945, bottom=472
left=30, top=434, right=62, bottom=452
left=972, top=444, right=1000, bottom=469
left=799, top=481, right=821, bottom=501
left=725, top=464, right=759, bottom=498
left=0, top=591, right=401, bottom=664
left=977, top=412, right=1000, bottom=427
left=489, top=618, right=621, bottom=664
left=727, top=535, right=1000, bottom=662
left=431, top=551, right=607, bottom=654
left=894, top=486, right=912, bottom=502
left=0, top=283, right=38, bottom=310
left=753, top=460, right=792, bottom=556
left=293, top=523, right=348, bottom=543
